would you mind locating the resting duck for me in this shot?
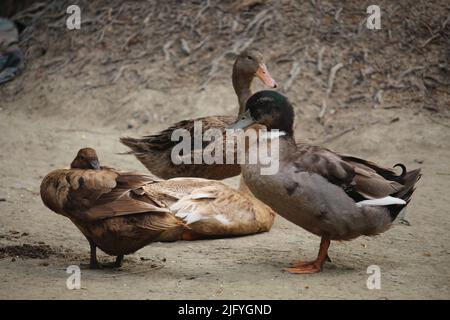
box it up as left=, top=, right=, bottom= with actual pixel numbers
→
left=229, top=91, right=421, bottom=274
left=120, top=50, right=277, bottom=180
left=40, top=148, right=275, bottom=268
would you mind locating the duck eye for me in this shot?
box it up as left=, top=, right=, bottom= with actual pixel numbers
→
left=80, top=155, right=85, bottom=160
left=247, top=55, right=253, bottom=60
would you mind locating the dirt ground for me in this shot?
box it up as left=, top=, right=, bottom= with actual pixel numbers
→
left=0, top=0, right=449, bottom=299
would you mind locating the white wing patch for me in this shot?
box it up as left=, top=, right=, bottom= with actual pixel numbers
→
left=170, top=188, right=217, bottom=225
left=170, top=186, right=233, bottom=226
left=356, top=196, right=406, bottom=207
left=214, top=214, right=230, bottom=225
left=174, top=211, right=207, bottom=225
left=189, top=193, right=216, bottom=200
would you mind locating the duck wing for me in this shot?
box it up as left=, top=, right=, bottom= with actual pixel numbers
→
left=169, top=183, right=275, bottom=236
left=293, top=144, right=418, bottom=203
left=137, top=178, right=275, bottom=237
left=121, top=115, right=235, bottom=152
left=40, top=168, right=172, bottom=222
left=120, top=115, right=241, bottom=179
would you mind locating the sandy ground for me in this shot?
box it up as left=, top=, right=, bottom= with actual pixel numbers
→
left=1, top=0, right=449, bottom=300
left=0, top=83, right=449, bottom=299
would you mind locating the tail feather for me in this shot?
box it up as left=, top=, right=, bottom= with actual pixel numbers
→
left=388, top=168, right=422, bottom=221
left=394, top=168, right=422, bottom=204
left=120, top=137, right=146, bottom=154
left=120, top=129, right=177, bottom=152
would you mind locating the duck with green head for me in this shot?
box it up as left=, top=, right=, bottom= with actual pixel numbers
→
left=229, top=90, right=421, bottom=274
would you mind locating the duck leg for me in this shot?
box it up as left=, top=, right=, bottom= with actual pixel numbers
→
left=86, top=238, right=123, bottom=269
left=114, top=255, right=124, bottom=268
left=284, top=238, right=330, bottom=274
left=87, top=238, right=101, bottom=269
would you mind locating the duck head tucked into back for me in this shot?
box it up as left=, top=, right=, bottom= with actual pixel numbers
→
left=41, top=147, right=276, bottom=269
left=70, top=147, right=101, bottom=170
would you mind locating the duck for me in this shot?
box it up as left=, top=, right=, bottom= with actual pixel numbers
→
left=229, top=90, right=422, bottom=274
left=120, top=49, right=277, bottom=180
left=40, top=148, right=275, bottom=268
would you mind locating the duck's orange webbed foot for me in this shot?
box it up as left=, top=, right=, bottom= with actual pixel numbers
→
left=284, top=238, right=330, bottom=275
left=284, top=262, right=322, bottom=274
left=290, top=255, right=331, bottom=268
left=290, top=260, right=316, bottom=267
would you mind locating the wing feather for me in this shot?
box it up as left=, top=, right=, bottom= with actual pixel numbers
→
left=41, top=168, right=171, bottom=221
left=294, top=144, right=405, bottom=202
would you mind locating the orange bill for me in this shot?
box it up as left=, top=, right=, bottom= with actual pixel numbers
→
left=256, top=63, right=277, bottom=88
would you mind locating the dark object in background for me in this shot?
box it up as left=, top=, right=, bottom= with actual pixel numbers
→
left=0, top=18, right=24, bottom=85
left=0, top=0, right=36, bottom=17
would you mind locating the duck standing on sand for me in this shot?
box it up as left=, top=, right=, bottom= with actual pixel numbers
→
left=229, top=91, right=421, bottom=274
left=40, top=148, right=275, bottom=268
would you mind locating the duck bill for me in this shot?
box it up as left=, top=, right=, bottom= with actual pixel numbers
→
left=89, top=160, right=101, bottom=170
left=256, top=63, right=277, bottom=88
left=228, top=110, right=256, bottom=130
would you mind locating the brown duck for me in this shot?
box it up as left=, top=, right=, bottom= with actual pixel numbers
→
left=40, top=148, right=275, bottom=268
left=229, top=91, right=422, bottom=274
left=120, top=50, right=277, bottom=180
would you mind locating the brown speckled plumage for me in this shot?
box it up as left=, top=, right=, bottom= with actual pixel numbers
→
left=120, top=50, right=277, bottom=180
left=121, top=115, right=240, bottom=180
left=40, top=148, right=275, bottom=268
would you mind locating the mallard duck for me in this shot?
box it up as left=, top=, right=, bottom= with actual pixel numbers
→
left=120, top=50, right=277, bottom=180
left=229, top=91, right=421, bottom=274
left=40, top=148, right=275, bottom=268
